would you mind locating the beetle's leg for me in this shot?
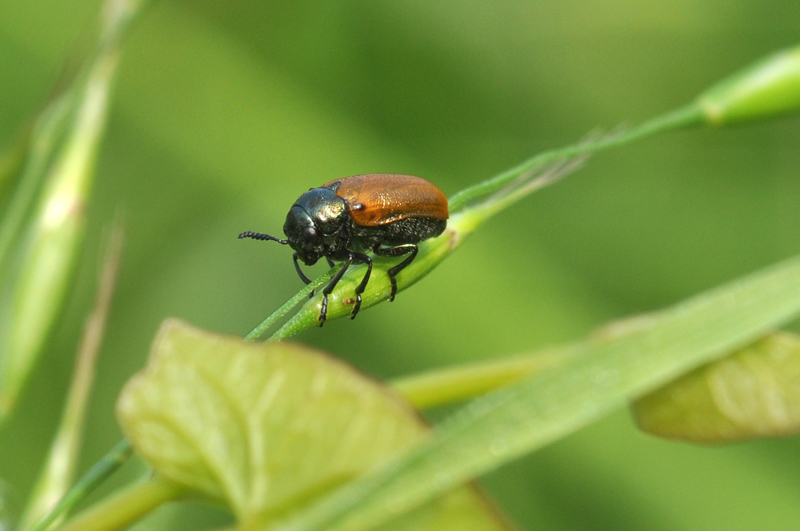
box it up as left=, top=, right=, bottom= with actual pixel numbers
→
left=293, top=252, right=318, bottom=298
left=349, top=253, right=372, bottom=320
left=313, top=257, right=335, bottom=298
left=319, top=253, right=354, bottom=326
left=373, top=244, right=418, bottom=301
left=293, top=253, right=313, bottom=284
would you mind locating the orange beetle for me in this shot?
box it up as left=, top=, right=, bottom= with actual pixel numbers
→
left=240, top=174, right=449, bottom=325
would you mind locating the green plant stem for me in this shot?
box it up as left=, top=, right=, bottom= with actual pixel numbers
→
left=391, top=350, right=575, bottom=410
left=245, top=271, right=333, bottom=341
left=448, top=103, right=704, bottom=212
left=31, top=440, right=133, bottom=531
left=55, top=476, right=184, bottom=531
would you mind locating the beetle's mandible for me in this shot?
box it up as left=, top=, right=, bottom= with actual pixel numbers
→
left=239, top=174, right=449, bottom=325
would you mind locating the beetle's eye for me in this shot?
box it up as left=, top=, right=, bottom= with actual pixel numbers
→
left=303, top=227, right=317, bottom=241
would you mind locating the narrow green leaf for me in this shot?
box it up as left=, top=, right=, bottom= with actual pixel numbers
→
left=275, top=253, right=800, bottom=531
left=0, top=0, right=141, bottom=422
left=632, top=331, right=800, bottom=443
left=0, top=125, right=33, bottom=205
left=0, top=95, right=73, bottom=269
left=117, top=320, right=517, bottom=531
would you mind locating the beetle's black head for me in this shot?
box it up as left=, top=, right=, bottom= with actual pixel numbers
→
left=283, top=186, right=348, bottom=265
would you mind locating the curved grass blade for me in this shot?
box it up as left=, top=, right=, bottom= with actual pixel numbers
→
left=275, top=253, right=800, bottom=531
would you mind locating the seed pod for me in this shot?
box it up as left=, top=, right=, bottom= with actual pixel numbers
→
left=698, top=45, right=800, bottom=125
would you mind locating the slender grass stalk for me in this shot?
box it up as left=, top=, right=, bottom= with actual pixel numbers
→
left=20, top=225, right=124, bottom=531
left=29, top=440, right=133, bottom=531
left=448, top=104, right=703, bottom=212
left=55, top=478, right=184, bottom=531
left=244, top=272, right=333, bottom=341
left=390, top=350, right=574, bottom=410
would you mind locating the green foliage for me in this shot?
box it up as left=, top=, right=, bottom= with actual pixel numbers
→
left=118, top=320, right=514, bottom=531
left=0, top=0, right=135, bottom=424
left=2, top=2, right=800, bottom=531
left=275, top=252, right=800, bottom=531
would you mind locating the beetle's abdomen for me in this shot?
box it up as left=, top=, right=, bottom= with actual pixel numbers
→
left=323, top=174, right=448, bottom=227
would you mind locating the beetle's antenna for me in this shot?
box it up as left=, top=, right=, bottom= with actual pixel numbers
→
left=238, top=231, right=288, bottom=244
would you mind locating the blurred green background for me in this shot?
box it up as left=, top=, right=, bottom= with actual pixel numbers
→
left=2, top=1, right=800, bottom=530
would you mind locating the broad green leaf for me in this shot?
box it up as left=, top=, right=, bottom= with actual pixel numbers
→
left=117, top=320, right=516, bottom=531
left=632, top=331, right=800, bottom=443
left=274, top=253, right=800, bottom=531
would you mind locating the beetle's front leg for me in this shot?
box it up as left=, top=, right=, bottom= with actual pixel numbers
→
left=319, top=252, right=353, bottom=326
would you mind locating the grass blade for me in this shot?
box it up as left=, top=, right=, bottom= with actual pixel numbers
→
left=277, top=253, right=800, bottom=531
left=28, top=440, right=133, bottom=531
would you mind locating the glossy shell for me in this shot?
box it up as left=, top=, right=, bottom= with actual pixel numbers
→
left=322, top=174, right=449, bottom=227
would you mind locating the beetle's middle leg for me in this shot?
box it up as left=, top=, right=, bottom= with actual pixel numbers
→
left=373, top=244, right=418, bottom=301
left=349, top=252, right=372, bottom=319
left=308, top=256, right=338, bottom=299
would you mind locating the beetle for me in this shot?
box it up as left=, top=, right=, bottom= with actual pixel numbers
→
left=239, top=174, right=449, bottom=325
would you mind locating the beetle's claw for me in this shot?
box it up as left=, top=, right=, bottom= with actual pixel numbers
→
left=318, top=295, right=328, bottom=326
left=350, top=294, right=362, bottom=320
left=388, top=278, right=398, bottom=302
